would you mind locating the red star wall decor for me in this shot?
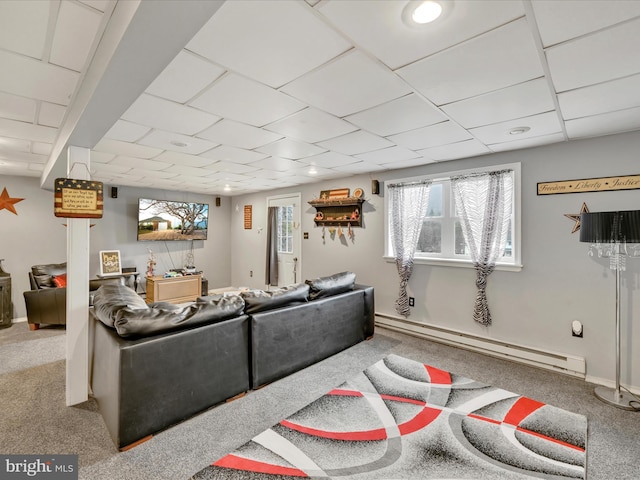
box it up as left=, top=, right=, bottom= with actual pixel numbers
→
left=0, top=187, right=24, bottom=215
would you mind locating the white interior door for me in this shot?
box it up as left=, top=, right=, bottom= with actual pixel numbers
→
left=267, top=193, right=302, bottom=287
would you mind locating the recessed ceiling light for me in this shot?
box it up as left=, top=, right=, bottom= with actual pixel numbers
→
left=402, top=1, right=447, bottom=26
left=509, top=127, right=531, bottom=135
left=170, top=140, right=189, bottom=148
left=223, top=184, right=231, bottom=192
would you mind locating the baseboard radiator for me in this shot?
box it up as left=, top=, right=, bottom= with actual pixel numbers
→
left=376, top=314, right=586, bottom=378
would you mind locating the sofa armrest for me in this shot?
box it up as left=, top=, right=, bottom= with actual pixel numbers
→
left=23, top=288, right=67, bottom=326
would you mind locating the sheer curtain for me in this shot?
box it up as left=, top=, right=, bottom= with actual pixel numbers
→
left=265, top=206, right=278, bottom=287
left=388, top=180, right=432, bottom=317
left=451, top=170, right=513, bottom=326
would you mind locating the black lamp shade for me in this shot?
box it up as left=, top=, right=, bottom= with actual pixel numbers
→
left=580, top=210, right=640, bottom=243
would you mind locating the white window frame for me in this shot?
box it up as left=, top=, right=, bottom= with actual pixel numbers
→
left=384, top=162, right=522, bottom=272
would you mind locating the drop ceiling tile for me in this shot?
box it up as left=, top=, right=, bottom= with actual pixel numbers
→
left=565, top=106, right=640, bottom=139
left=265, top=108, right=357, bottom=143
left=207, top=171, right=252, bottom=183
left=0, top=92, right=36, bottom=123
left=281, top=50, right=411, bottom=117
left=146, top=50, right=225, bottom=103
left=0, top=150, right=47, bottom=164
left=128, top=169, right=179, bottom=180
left=546, top=18, right=640, bottom=92
left=197, top=119, right=282, bottom=149
left=110, top=156, right=171, bottom=171
left=50, top=1, right=102, bottom=72
left=389, top=121, right=472, bottom=150
left=488, top=132, right=566, bottom=152
left=39, top=102, right=66, bottom=128
left=78, top=1, right=110, bottom=12
left=31, top=142, right=52, bottom=156
left=469, top=111, right=563, bottom=144
left=122, top=94, right=220, bottom=136
left=0, top=136, right=30, bottom=153
left=0, top=117, right=57, bottom=143
left=355, top=145, right=420, bottom=164
left=532, top=0, right=640, bottom=47
left=248, top=156, right=302, bottom=172
left=416, top=139, right=491, bottom=161
left=441, top=78, right=555, bottom=129
left=380, top=157, right=435, bottom=169
left=203, top=161, right=259, bottom=175
left=397, top=18, right=543, bottom=105
left=255, top=138, right=325, bottom=160
left=187, top=0, right=351, bottom=88
left=153, top=151, right=216, bottom=168
left=156, top=164, right=214, bottom=177
left=93, top=138, right=163, bottom=159
left=200, top=145, right=268, bottom=164
left=248, top=169, right=296, bottom=180
left=298, top=151, right=360, bottom=169
left=92, top=162, right=133, bottom=175
left=192, top=73, right=305, bottom=127
left=138, top=129, right=218, bottom=155
left=316, top=130, right=394, bottom=155
left=0, top=50, right=79, bottom=105
left=335, top=161, right=388, bottom=174
left=105, top=120, right=151, bottom=143
left=0, top=0, right=50, bottom=59
left=318, top=0, right=524, bottom=69
left=89, top=151, right=116, bottom=163
left=558, top=74, right=640, bottom=120
left=344, top=94, right=447, bottom=136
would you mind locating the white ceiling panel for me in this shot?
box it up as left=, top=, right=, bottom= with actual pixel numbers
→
left=146, top=50, right=225, bottom=104
left=93, top=139, right=163, bottom=159
left=153, top=151, right=216, bottom=169
left=249, top=169, right=296, bottom=180
left=197, top=119, right=282, bottom=149
left=318, top=0, right=524, bottom=69
left=389, top=121, right=472, bottom=150
left=154, top=163, right=214, bottom=177
left=192, top=73, right=305, bottom=127
left=441, top=78, right=555, bottom=129
left=256, top=138, right=326, bottom=160
left=78, top=1, right=110, bottom=13
left=0, top=0, right=50, bottom=59
left=50, top=1, right=102, bottom=72
left=344, top=94, right=447, bottom=136
left=281, top=50, right=411, bottom=117
left=317, top=130, right=394, bottom=155
left=248, top=156, right=302, bottom=172
left=128, top=169, right=178, bottom=180
left=200, top=145, right=268, bottom=164
left=416, top=139, right=491, bottom=162
left=488, top=132, right=566, bottom=152
left=381, top=156, right=436, bottom=170
left=122, top=94, right=220, bottom=136
left=565, top=106, right=640, bottom=139
left=203, top=161, right=259, bottom=175
left=105, top=120, right=152, bottom=143
left=546, top=18, right=640, bottom=92
left=89, top=151, right=116, bottom=163
left=110, top=156, right=171, bottom=171
left=558, top=74, right=640, bottom=120
left=397, top=18, right=544, bottom=105
left=31, top=142, right=52, bottom=156
left=187, top=0, right=351, bottom=88
left=92, top=162, right=134, bottom=175
left=0, top=117, right=57, bottom=143
left=469, top=111, right=563, bottom=144
left=137, top=129, right=219, bottom=155
left=203, top=171, right=250, bottom=183
left=355, top=145, right=420, bottom=164
left=38, top=102, right=66, bottom=128
left=265, top=108, right=357, bottom=143
left=0, top=136, right=30, bottom=153
left=298, top=151, right=360, bottom=169
left=335, top=161, right=388, bottom=174
left=0, top=92, right=36, bottom=123
left=532, top=0, right=640, bottom=47
left=0, top=50, right=79, bottom=105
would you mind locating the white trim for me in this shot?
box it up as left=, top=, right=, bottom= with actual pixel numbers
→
left=383, top=255, right=523, bottom=272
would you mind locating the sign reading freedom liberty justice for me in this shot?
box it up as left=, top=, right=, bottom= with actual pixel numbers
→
left=537, top=174, right=640, bottom=195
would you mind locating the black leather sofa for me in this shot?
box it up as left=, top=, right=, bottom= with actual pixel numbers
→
left=89, top=272, right=374, bottom=450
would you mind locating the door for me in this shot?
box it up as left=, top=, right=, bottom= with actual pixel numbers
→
left=267, top=193, right=302, bottom=287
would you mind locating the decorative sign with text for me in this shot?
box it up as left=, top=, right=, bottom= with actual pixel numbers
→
left=244, top=205, right=252, bottom=229
left=54, top=178, right=103, bottom=218
left=537, top=174, right=640, bottom=195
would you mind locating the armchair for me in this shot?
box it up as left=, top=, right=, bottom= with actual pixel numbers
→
left=23, top=262, right=124, bottom=330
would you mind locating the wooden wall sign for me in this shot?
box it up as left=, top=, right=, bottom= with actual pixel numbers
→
left=54, top=178, right=103, bottom=218
left=537, top=174, right=640, bottom=195
left=244, top=205, right=252, bottom=229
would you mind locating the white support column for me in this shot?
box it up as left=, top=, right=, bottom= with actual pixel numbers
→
left=65, top=146, right=91, bottom=406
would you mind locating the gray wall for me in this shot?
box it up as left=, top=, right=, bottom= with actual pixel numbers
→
left=229, top=131, right=640, bottom=390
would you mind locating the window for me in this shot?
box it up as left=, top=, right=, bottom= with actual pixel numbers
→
left=385, top=163, right=521, bottom=271
left=276, top=206, right=294, bottom=254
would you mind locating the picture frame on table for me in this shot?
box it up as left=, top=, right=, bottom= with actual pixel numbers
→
left=99, top=250, right=122, bottom=276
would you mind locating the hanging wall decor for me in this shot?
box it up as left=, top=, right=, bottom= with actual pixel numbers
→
left=0, top=187, right=24, bottom=215
left=54, top=178, right=103, bottom=218
left=538, top=174, right=640, bottom=195
left=564, top=202, right=589, bottom=233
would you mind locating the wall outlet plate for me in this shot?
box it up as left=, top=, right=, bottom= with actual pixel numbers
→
left=409, top=297, right=415, bottom=307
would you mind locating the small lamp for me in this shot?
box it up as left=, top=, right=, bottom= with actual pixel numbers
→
left=580, top=210, right=640, bottom=410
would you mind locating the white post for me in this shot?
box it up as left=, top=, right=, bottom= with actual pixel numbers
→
left=65, top=146, right=91, bottom=406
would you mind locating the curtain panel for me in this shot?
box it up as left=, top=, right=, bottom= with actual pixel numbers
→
left=388, top=180, right=432, bottom=317
left=265, top=206, right=278, bottom=286
left=451, top=170, right=513, bottom=326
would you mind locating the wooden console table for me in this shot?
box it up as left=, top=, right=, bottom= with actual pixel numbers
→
left=146, top=274, right=202, bottom=304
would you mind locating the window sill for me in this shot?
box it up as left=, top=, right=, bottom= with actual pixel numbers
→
left=383, top=256, right=523, bottom=272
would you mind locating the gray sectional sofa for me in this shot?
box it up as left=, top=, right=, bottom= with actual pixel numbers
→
left=89, top=272, right=374, bottom=449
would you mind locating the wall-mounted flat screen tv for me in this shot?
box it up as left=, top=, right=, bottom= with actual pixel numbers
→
left=137, top=198, right=208, bottom=241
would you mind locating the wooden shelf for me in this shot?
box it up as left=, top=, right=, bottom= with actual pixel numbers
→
left=146, top=274, right=202, bottom=304
left=309, top=197, right=364, bottom=227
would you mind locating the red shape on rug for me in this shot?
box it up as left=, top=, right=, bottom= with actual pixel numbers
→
left=214, top=454, right=308, bottom=477
left=280, top=419, right=387, bottom=441
left=424, top=364, right=452, bottom=384
left=503, top=397, right=545, bottom=426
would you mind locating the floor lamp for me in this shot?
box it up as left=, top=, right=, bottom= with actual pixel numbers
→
left=580, top=210, right=640, bottom=410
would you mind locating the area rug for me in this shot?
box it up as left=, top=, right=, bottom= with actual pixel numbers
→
left=192, top=354, right=587, bottom=479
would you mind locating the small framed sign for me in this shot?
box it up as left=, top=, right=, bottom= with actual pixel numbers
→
left=244, top=205, right=252, bottom=229
left=99, top=250, right=122, bottom=276
left=54, top=178, right=103, bottom=218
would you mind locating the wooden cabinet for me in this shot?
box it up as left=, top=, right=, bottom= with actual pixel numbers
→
left=308, top=198, right=364, bottom=227
left=146, top=274, right=202, bottom=304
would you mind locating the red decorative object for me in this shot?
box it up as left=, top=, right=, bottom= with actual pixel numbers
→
left=53, top=274, right=67, bottom=288
left=0, top=187, right=24, bottom=215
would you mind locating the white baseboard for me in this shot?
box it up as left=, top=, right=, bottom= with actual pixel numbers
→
left=585, top=374, right=640, bottom=396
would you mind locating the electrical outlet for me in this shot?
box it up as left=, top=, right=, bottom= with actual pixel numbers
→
left=571, top=320, right=583, bottom=338
left=409, top=297, right=415, bottom=307
left=250, top=270, right=253, bottom=277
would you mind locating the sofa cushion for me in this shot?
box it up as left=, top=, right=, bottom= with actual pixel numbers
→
left=240, top=283, right=309, bottom=314
left=113, top=295, right=245, bottom=338
left=53, top=273, right=67, bottom=288
left=306, top=271, right=356, bottom=300
left=31, top=263, right=67, bottom=288
left=92, top=284, right=148, bottom=328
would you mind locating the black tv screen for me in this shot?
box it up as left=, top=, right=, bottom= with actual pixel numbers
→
left=137, top=198, right=209, bottom=241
